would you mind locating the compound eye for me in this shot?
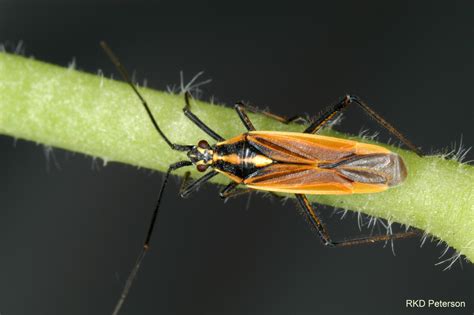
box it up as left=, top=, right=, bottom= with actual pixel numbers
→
left=196, top=164, right=208, bottom=172
left=198, top=140, right=210, bottom=149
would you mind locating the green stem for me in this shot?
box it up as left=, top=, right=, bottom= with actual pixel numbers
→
left=1, top=52, right=473, bottom=262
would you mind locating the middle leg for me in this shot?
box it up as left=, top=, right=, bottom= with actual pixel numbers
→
left=179, top=170, right=219, bottom=198
left=219, top=182, right=252, bottom=199
left=220, top=182, right=288, bottom=202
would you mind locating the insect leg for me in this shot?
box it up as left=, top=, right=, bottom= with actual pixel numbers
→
left=303, top=96, right=350, bottom=135
left=234, top=102, right=256, bottom=131
left=179, top=171, right=192, bottom=192
left=183, top=92, right=225, bottom=141
left=235, top=101, right=310, bottom=127
left=295, top=194, right=419, bottom=247
left=111, top=160, right=192, bottom=315
left=179, top=170, right=219, bottom=198
left=220, top=184, right=289, bottom=205
left=220, top=183, right=286, bottom=204
left=350, top=96, right=422, bottom=156
left=304, top=95, right=422, bottom=156
left=219, top=182, right=252, bottom=199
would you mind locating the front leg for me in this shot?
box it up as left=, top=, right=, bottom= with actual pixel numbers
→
left=235, top=101, right=310, bottom=131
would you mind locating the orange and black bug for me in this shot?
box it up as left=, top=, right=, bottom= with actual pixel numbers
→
left=100, top=42, right=422, bottom=315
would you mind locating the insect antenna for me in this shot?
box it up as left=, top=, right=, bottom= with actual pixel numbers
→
left=100, top=41, right=192, bottom=152
left=100, top=42, right=195, bottom=314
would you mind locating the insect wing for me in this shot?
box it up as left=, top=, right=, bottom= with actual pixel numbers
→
left=247, top=131, right=389, bottom=164
left=244, top=163, right=354, bottom=194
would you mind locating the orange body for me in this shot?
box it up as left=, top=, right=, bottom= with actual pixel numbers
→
left=212, top=131, right=407, bottom=195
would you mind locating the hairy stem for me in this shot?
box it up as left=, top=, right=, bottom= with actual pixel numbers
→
left=1, top=52, right=473, bottom=262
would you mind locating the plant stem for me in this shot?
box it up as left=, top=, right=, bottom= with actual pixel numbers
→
left=1, top=52, right=473, bottom=262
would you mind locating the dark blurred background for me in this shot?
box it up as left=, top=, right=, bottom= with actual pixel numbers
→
left=0, top=1, right=473, bottom=314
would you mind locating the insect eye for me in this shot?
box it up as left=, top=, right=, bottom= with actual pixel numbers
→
left=198, top=140, right=210, bottom=149
left=196, top=164, right=208, bottom=172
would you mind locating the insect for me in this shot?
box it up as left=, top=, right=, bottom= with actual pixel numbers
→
left=100, top=42, right=422, bottom=315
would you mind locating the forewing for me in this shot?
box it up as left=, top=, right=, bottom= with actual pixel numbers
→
left=247, top=131, right=356, bottom=164
left=244, top=164, right=354, bottom=194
